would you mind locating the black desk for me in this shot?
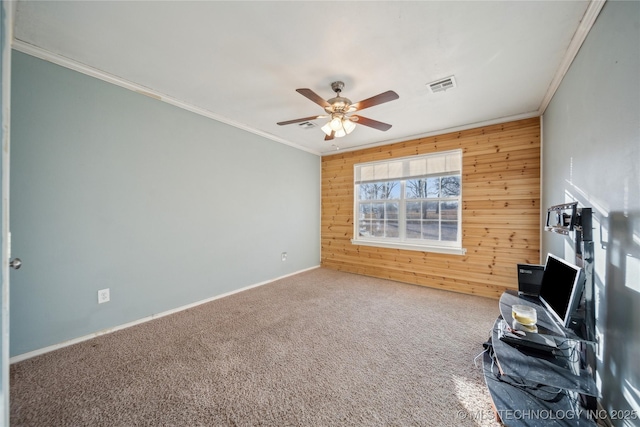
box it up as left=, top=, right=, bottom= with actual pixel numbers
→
left=483, top=291, right=597, bottom=426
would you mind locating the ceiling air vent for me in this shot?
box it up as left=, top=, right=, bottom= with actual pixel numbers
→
left=297, top=121, right=317, bottom=129
left=427, top=76, right=457, bottom=93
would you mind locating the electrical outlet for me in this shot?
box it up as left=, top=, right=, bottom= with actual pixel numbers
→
left=281, top=252, right=287, bottom=261
left=98, top=288, right=110, bottom=304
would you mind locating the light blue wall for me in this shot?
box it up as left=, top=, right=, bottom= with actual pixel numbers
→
left=9, top=51, right=320, bottom=356
left=542, top=0, right=639, bottom=418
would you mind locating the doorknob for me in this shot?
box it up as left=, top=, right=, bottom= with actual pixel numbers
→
left=9, top=258, right=22, bottom=270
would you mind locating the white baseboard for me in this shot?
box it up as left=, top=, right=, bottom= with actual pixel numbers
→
left=10, top=265, right=320, bottom=364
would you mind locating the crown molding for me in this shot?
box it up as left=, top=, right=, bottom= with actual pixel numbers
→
left=538, top=0, right=606, bottom=114
left=12, top=0, right=604, bottom=159
left=11, top=39, right=321, bottom=156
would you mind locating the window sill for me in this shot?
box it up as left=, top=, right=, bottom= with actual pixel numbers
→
left=351, top=239, right=467, bottom=255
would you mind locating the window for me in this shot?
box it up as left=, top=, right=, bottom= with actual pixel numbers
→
left=353, top=150, right=465, bottom=255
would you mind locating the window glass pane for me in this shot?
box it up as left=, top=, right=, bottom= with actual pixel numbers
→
left=406, top=179, right=428, bottom=198
left=441, top=221, right=458, bottom=241
left=422, top=221, right=439, bottom=240
left=372, top=202, right=385, bottom=219
left=378, top=181, right=400, bottom=199
left=359, top=184, right=375, bottom=200
left=441, top=176, right=461, bottom=197
left=385, top=202, right=399, bottom=220
left=426, top=177, right=440, bottom=197
left=385, top=221, right=399, bottom=238
left=441, top=201, right=459, bottom=221
left=359, top=220, right=371, bottom=237
left=359, top=203, right=371, bottom=219
left=372, top=220, right=385, bottom=237
left=424, top=201, right=439, bottom=220
left=406, top=201, right=421, bottom=219
left=406, top=221, right=421, bottom=239
left=360, top=181, right=400, bottom=200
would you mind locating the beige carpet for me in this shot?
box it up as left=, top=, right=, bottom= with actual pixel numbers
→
left=11, top=268, right=501, bottom=426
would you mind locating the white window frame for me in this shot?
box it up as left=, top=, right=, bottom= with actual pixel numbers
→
left=352, top=150, right=466, bottom=255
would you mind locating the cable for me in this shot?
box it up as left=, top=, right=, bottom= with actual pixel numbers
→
left=473, top=347, right=489, bottom=369
left=551, top=338, right=583, bottom=364
left=480, top=338, right=566, bottom=403
left=495, top=373, right=565, bottom=402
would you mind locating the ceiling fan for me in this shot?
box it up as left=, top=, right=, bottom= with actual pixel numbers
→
left=277, top=81, right=399, bottom=141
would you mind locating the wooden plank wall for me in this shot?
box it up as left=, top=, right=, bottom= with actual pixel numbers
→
left=321, top=117, right=541, bottom=299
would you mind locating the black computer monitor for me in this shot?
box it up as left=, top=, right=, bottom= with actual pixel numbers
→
left=538, top=253, right=585, bottom=328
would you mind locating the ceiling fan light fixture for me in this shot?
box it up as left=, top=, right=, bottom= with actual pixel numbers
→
left=277, top=81, right=399, bottom=142
left=343, top=118, right=356, bottom=134
left=323, top=115, right=355, bottom=139
left=329, top=117, right=343, bottom=131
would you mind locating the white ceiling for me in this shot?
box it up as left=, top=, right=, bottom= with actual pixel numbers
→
left=13, top=1, right=595, bottom=155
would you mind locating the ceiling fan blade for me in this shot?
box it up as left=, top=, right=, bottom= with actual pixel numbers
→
left=352, top=90, right=399, bottom=111
left=351, top=115, right=393, bottom=131
left=277, top=115, right=323, bottom=126
left=296, top=88, right=331, bottom=109
left=324, top=131, right=335, bottom=141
